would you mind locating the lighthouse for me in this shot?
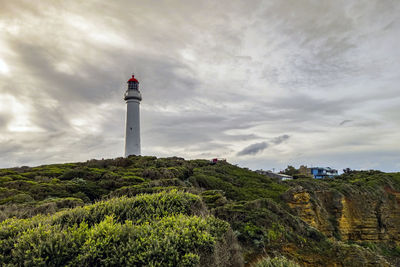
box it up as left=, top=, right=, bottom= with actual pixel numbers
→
left=124, top=74, right=142, bottom=157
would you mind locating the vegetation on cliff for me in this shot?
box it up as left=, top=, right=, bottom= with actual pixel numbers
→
left=0, top=156, right=399, bottom=266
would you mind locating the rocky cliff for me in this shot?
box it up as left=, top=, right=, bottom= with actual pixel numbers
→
left=283, top=173, right=400, bottom=266
left=285, top=186, right=400, bottom=244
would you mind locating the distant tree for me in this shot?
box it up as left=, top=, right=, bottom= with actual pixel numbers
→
left=343, top=168, right=352, bottom=174
left=282, top=165, right=299, bottom=176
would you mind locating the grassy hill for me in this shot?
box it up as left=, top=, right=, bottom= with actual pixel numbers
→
left=1, top=156, right=399, bottom=266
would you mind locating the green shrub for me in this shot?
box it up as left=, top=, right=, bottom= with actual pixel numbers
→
left=12, top=222, right=89, bottom=266
left=241, top=223, right=267, bottom=248
left=0, top=177, right=12, bottom=184
left=142, top=167, right=163, bottom=180
left=4, top=180, right=37, bottom=190
left=252, top=256, right=300, bottom=267
left=0, top=188, right=22, bottom=201
left=53, top=190, right=204, bottom=227
left=121, top=175, right=145, bottom=184
left=2, top=191, right=233, bottom=267
left=72, top=192, right=90, bottom=203
left=0, top=170, right=17, bottom=176
left=109, top=182, right=185, bottom=198
left=77, top=214, right=225, bottom=266
left=60, top=168, right=104, bottom=181
left=167, top=166, right=193, bottom=180
left=0, top=215, right=48, bottom=263
left=0, top=193, right=34, bottom=204
left=201, top=190, right=228, bottom=208
left=34, top=197, right=84, bottom=213
left=66, top=179, right=107, bottom=201
left=27, top=182, right=68, bottom=201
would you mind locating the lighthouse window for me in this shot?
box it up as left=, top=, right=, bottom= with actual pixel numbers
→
left=129, top=83, right=138, bottom=90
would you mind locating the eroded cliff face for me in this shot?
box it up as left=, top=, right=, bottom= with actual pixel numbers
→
left=284, top=185, right=400, bottom=245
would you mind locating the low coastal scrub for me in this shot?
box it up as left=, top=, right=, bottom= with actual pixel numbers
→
left=0, top=190, right=241, bottom=266
left=11, top=215, right=228, bottom=266
left=252, top=255, right=300, bottom=267
left=1, top=156, right=399, bottom=266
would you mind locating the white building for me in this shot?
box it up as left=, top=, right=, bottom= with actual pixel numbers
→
left=124, top=75, right=142, bottom=157
left=255, top=170, right=293, bottom=181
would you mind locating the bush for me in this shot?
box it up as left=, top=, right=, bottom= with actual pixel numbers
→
left=53, top=190, right=204, bottom=227
left=12, top=222, right=89, bottom=266
left=9, top=214, right=228, bottom=267
left=1, top=191, right=238, bottom=267
left=1, top=193, right=34, bottom=204
left=0, top=214, right=49, bottom=263
left=201, top=190, right=228, bottom=208
left=252, top=256, right=300, bottom=267
left=120, top=175, right=145, bottom=184
left=77, top=215, right=225, bottom=266
left=0, top=177, right=12, bottom=184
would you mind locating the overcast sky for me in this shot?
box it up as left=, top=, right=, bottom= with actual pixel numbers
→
left=0, top=0, right=399, bottom=172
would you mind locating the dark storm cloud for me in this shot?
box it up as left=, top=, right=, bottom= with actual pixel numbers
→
left=237, top=142, right=268, bottom=156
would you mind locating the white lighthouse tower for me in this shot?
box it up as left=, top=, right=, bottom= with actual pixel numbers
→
left=124, top=74, right=142, bottom=157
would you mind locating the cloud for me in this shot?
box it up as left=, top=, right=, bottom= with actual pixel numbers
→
left=236, top=134, right=289, bottom=157
left=271, top=135, right=290, bottom=145
left=339, top=120, right=352, bottom=126
left=237, top=142, right=268, bottom=156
